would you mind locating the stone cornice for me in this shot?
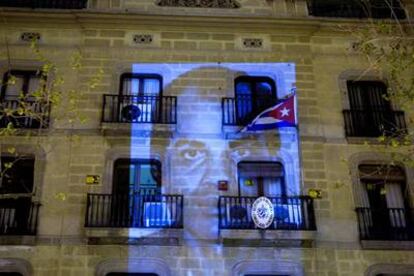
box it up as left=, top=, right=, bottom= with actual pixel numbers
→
left=0, top=9, right=401, bottom=36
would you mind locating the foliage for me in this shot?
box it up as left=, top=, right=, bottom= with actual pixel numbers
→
left=347, top=3, right=414, bottom=168
left=0, top=38, right=103, bottom=197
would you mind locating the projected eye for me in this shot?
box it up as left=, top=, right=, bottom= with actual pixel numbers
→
left=182, top=149, right=206, bottom=160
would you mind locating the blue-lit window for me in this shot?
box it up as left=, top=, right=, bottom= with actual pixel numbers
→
left=113, top=159, right=161, bottom=195
left=235, top=76, right=276, bottom=125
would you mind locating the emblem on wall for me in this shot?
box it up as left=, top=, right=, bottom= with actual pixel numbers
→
left=251, top=196, right=274, bottom=229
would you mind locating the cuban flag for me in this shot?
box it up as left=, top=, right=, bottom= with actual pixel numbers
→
left=240, top=93, right=297, bottom=132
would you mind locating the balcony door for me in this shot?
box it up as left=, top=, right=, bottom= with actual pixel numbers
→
left=112, top=159, right=161, bottom=227
left=347, top=81, right=396, bottom=137
left=238, top=161, right=285, bottom=198
left=113, top=159, right=161, bottom=195
left=235, top=76, right=277, bottom=125
left=118, top=73, right=162, bottom=123
left=359, top=165, right=409, bottom=240
left=0, top=156, right=35, bottom=234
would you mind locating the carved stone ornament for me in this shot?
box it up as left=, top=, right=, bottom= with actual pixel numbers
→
left=20, top=32, right=41, bottom=42
left=156, top=0, right=240, bottom=8
left=133, top=34, right=154, bottom=45
left=242, top=38, right=263, bottom=48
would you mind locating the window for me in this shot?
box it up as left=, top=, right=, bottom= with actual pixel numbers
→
left=0, top=156, right=39, bottom=235
left=120, top=73, right=162, bottom=97
left=118, top=73, right=162, bottom=123
left=113, top=159, right=161, bottom=195
left=355, top=164, right=413, bottom=240
left=343, top=81, right=406, bottom=137
left=1, top=70, right=41, bottom=100
left=238, top=161, right=285, bottom=197
left=307, top=0, right=406, bottom=19
left=235, top=76, right=276, bottom=125
left=0, top=70, right=48, bottom=128
left=156, top=0, right=240, bottom=8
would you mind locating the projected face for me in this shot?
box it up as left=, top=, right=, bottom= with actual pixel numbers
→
left=126, top=62, right=298, bottom=239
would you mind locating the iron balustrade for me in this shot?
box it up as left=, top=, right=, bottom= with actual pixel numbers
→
left=0, top=0, right=87, bottom=9
left=356, top=207, right=414, bottom=241
left=222, top=96, right=278, bottom=126
left=102, top=94, right=177, bottom=124
left=343, top=109, right=406, bottom=137
left=307, top=0, right=406, bottom=19
left=0, top=199, right=40, bottom=235
left=0, top=98, right=50, bottom=129
left=218, top=196, right=316, bottom=230
left=85, top=193, right=183, bottom=228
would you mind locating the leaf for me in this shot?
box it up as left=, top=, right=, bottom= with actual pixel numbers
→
left=7, top=147, right=16, bottom=154
left=55, top=192, right=67, bottom=201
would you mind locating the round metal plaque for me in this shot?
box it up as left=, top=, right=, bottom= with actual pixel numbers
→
left=251, top=196, right=274, bottom=229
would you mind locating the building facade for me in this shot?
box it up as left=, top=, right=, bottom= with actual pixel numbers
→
left=0, top=0, right=414, bottom=275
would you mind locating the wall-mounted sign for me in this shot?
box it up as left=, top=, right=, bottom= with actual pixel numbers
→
left=218, top=180, right=228, bottom=191
left=86, top=175, right=100, bottom=185
left=251, top=197, right=274, bottom=229
left=308, top=188, right=322, bottom=199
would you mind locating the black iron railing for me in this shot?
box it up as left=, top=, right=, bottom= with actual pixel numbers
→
left=0, top=98, right=50, bottom=129
left=0, top=199, right=40, bottom=235
left=356, top=207, right=414, bottom=240
left=222, top=96, right=278, bottom=126
left=307, top=0, right=406, bottom=19
left=85, top=193, right=183, bottom=228
left=218, top=196, right=316, bottom=230
left=0, top=0, right=87, bottom=9
left=343, top=109, right=406, bottom=137
left=102, top=94, right=177, bottom=124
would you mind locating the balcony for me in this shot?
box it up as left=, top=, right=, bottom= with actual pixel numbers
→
left=218, top=196, right=316, bottom=231
left=0, top=98, right=50, bottom=129
left=343, top=109, right=406, bottom=138
left=85, top=193, right=184, bottom=229
left=222, top=96, right=277, bottom=126
left=0, top=0, right=88, bottom=9
left=356, top=207, right=414, bottom=241
left=102, top=94, right=177, bottom=125
left=307, top=0, right=406, bottom=19
left=0, top=199, right=40, bottom=236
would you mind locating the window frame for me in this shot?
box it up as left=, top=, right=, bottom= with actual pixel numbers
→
left=234, top=76, right=277, bottom=125
left=112, top=158, right=162, bottom=195
left=1, top=70, right=42, bottom=100
left=119, top=73, right=163, bottom=97
left=237, top=161, right=286, bottom=198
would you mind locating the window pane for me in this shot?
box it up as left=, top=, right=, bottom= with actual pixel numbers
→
left=27, top=76, right=41, bottom=95
left=143, top=79, right=161, bottom=95
left=236, top=82, right=252, bottom=96
left=238, top=162, right=284, bottom=197
left=255, top=81, right=273, bottom=97
left=0, top=157, right=35, bottom=194
left=5, top=76, right=24, bottom=98
left=113, top=159, right=161, bottom=194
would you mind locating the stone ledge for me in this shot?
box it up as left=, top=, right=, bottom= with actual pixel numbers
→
left=220, top=229, right=316, bottom=247
left=101, top=122, right=176, bottom=137
left=361, top=240, right=414, bottom=250
left=85, top=227, right=183, bottom=245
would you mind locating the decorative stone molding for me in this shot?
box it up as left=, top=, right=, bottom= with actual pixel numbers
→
left=236, top=35, right=270, bottom=51
left=232, top=260, right=304, bottom=276
left=365, top=263, right=414, bottom=275
left=95, top=258, right=171, bottom=276
left=0, top=258, right=32, bottom=276
left=156, top=0, right=240, bottom=8
left=20, top=32, right=41, bottom=42
left=242, top=38, right=263, bottom=49
left=133, top=34, right=153, bottom=45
